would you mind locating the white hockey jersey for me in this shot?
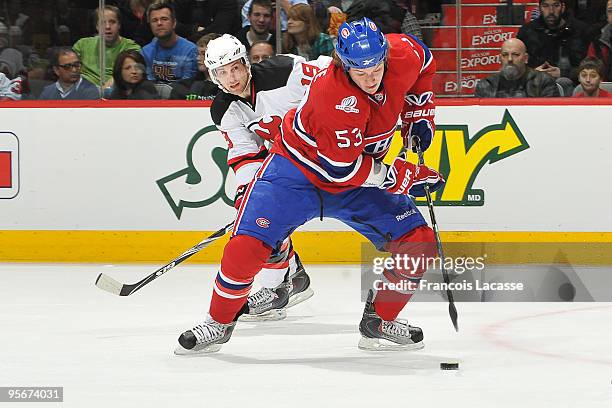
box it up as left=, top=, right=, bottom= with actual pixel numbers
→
left=0, top=72, right=22, bottom=100
left=210, top=54, right=332, bottom=187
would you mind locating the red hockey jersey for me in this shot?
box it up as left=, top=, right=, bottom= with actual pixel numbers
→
left=273, top=34, right=436, bottom=193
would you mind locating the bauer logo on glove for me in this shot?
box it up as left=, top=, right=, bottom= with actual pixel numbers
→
left=401, top=91, right=435, bottom=152
left=408, top=165, right=445, bottom=197
left=380, top=152, right=445, bottom=197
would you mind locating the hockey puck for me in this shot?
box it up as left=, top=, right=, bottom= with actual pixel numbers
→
left=440, top=362, right=459, bottom=370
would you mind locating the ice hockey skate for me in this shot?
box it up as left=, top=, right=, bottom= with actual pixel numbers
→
left=174, top=315, right=236, bottom=355
left=239, top=255, right=314, bottom=322
left=358, top=290, right=425, bottom=351
left=287, top=254, right=314, bottom=307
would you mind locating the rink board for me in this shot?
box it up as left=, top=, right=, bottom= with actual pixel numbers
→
left=0, top=99, right=611, bottom=263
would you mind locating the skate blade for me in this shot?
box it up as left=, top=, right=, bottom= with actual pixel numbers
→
left=358, top=336, right=425, bottom=352
left=238, top=308, right=287, bottom=322
left=286, top=288, right=314, bottom=309
left=173, top=343, right=222, bottom=356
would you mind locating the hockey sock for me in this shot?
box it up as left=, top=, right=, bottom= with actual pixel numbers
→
left=373, top=225, right=436, bottom=321
left=210, top=235, right=273, bottom=323
left=257, top=238, right=293, bottom=288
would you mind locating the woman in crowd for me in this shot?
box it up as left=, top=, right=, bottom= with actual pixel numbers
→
left=109, top=49, right=158, bottom=99
left=283, top=3, right=334, bottom=60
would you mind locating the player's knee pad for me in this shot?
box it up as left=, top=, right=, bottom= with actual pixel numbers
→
left=221, top=234, right=274, bottom=282
left=385, top=225, right=436, bottom=280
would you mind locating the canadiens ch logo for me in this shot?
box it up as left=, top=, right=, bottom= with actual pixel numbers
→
left=256, top=217, right=271, bottom=228
left=335, top=96, right=360, bottom=113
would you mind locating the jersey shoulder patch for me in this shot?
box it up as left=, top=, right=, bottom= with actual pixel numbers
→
left=252, top=55, right=297, bottom=92
left=211, top=91, right=241, bottom=126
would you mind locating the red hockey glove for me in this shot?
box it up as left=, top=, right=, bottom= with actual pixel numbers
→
left=401, top=91, right=435, bottom=152
left=380, top=152, right=445, bottom=196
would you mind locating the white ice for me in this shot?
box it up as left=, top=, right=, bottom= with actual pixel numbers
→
left=0, top=263, right=611, bottom=408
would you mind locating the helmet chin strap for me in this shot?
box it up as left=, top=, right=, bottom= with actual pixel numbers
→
left=239, top=70, right=252, bottom=97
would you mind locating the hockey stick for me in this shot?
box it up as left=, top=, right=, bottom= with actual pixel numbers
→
left=408, top=138, right=459, bottom=332
left=95, top=222, right=234, bottom=296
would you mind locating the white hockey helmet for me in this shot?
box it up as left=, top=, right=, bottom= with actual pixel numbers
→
left=205, top=34, right=251, bottom=91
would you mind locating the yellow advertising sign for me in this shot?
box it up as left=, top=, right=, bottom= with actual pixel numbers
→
left=385, top=110, right=528, bottom=205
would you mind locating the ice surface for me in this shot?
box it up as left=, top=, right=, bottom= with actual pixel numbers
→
left=0, top=263, right=610, bottom=408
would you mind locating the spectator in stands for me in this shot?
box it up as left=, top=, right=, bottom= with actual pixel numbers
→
left=570, top=0, right=609, bottom=27
left=39, top=47, right=99, bottom=100
left=0, top=44, right=25, bottom=100
left=235, top=0, right=276, bottom=51
left=52, top=0, right=89, bottom=45
left=22, top=4, right=52, bottom=55
left=109, top=49, right=158, bottom=99
left=1, top=0, right=32, bottom=45
left=0, top=22, right=7, bottom=49
left=310, top=0, right=332, bottom=35
left=55, top=25, right=72, bottom=47
left=314, top=0, right=343, bottom=10
left=0, top=45, right=29, bottom=98
left=0, top=24, right=24, bottom=69
left=249, top=40, right=274, bottom=63
left=475, top=38, right=560, bottom=98
left=0, top=47, right=24, bottom=78
left=73, top=5, right=141, bottom=89
left=0, top=22, right=33, bottom=65
left=401, top=8, right=423, bottom=40
left=345, top=0, right=407, bottom=34
left=173, top=0, right=240, bottom=43
left=283, top=3, right=334, bottom=59
left=141, top=2, right=198, bottom=84
left=517, top=0, right=591, bottom=90
left=326, top=6, right=347, bottom=37
left=116, top=0, right=154, bottom=47
left=574, top=57, right=611, bottom=96
left=170, top=32, right=220, bottom=100
left=587, top=0, right=612, bottom=80
left=241, top=0, right=308, bottom=32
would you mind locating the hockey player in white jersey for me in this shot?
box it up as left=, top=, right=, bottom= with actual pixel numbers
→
left=203, top=34, right=330, bottom=321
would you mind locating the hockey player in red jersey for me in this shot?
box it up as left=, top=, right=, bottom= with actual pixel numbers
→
left=175, top=18, right=444, bottom=354
left=202, top=34, right=332, bottom=322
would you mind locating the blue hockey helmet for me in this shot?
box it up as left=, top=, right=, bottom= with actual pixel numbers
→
left=335, top=17, right=388, bottom=70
